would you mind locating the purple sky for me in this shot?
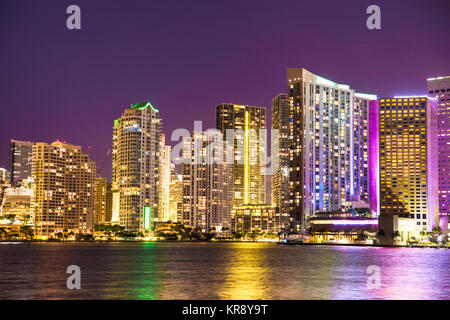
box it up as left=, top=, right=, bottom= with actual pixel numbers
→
left=1, top=0, right=449, bottom=179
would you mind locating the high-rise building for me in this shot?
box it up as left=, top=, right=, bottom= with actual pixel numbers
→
left=169, top=167, right=182, bottom=223
left=10, top=140, right=33, bottom=185
left=271, top=94, right=290, bottom=216
left=354, top=93, right=377, bottom=203
left=378, top=96, right=439, bottom=231
left=216, top=103, right=266, bottom=206
left=181, top=131, right=232, bottom=233
left=112, top=102, right=161, bottom=233
left=94, top=177, right=112, bottom=225
left=31, top=141, right=96, bottom=238
left=287, top=68, right=374, bottom=231
left=158, top=134, right=172, bottom=223
left=427, top=76, right=450, bottom=224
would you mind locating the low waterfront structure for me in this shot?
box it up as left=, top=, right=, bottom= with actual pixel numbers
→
left=231, top=204, right=289, bottom=234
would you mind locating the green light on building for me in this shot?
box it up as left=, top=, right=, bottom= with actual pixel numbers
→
left=132, top=102, right=159, bottom=112
left=143, top=206, right=152, bottom=230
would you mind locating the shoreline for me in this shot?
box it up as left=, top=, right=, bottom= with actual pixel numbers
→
left=0, top=239, right=448, bottom=249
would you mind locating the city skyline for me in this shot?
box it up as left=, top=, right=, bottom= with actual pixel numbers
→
left=1, top=0, right=449, bottom=178
left=1, top=1, right=450, bottom=304
left=2, top=68, right=448, bottom=237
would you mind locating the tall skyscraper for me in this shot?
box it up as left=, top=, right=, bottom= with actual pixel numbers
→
left=169, top=166, right=182, bottom=223
left=158, top=134, right=172, bottom=223
left=31, top=141, right=96, bottom=238
left=94, top=177, right=112, bottom=224
left=287, top=68, right=374, bottom=231
left=354, top=93, right=377, bottom=203
left=216, top=103, right=266, bottom=206
left=378, top=96, right=439, bottom=231
left=112, top=102, right=161, bottom=233
left=427, top=76, right=450, bottom=224
left=271, top=94, right=290, bottom=215
left=10, top=140, right=33, bottom=185
left=181, top=131, right=232, bottom=233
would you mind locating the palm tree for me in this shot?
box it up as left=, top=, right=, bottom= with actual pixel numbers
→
left=0, top=227, right=7, bottom=240
left=20, top=226, right=34, bottom=240
left=392, top=230, right=401, bottom=239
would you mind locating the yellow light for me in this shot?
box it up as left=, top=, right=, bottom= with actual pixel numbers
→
left=244, top=111, right=250, bottom=204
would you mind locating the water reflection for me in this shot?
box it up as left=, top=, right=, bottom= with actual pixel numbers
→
left=0, top=242, right=449, bottom=299
left=219, top=243, right=270, bottom=299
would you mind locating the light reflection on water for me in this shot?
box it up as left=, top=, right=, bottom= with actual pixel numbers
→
left=0, top=242, right=449, bottom=299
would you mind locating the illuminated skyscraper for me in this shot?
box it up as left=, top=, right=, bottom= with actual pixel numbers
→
left=378, top=96, right=439, bottom=231
left=427, top=76, right=450, bottom=222
left=216, top=103, right=266, bottom=206
left=10, top=140, right=33, bottom=185
left=354, top=93, right=377, bottom=203
left=181, top=131, right=232, bottom=233
left=94, top=177, right=112, bottom=224
left=31, top=141, right=96, bottom=238
left=271, top=94, right=290, bottom=215
left=112, top=102, right=161, bottom=233
left=287, top=68, right=375, bottom=231
left=169, top=166, right=182, bottom=223
left=158, top=134, right=172, bottom=222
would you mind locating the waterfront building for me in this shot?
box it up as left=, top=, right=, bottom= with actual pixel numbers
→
left=427, top=76, right=450, bottom=233
left=158, top=134, right=172, bottom=223
left=216, top=103, right=266, bottom=206
left=231, top=204, right=289, bottom=234
left=112, top=102, right=161, bottom=233
left=31, top=141, right=96, bottom=238
left=271, top=94, right=290, bottom=217
left=287, top=68, right=375, bottom=232
left=10, top=140, right=33, bottom=185
left=378, top=96, right=439, bottom=232
left=94, top=177, right=112, bottom=224
left=309, top=210, right=378, bottom=243
left=181, top=131, right=232, bottom=234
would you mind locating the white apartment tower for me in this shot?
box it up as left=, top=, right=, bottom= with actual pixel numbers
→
left=112, top=102, right=161, bottom=233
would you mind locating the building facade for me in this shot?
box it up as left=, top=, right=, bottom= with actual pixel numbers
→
left=31, top=141, right=96, bottom=238
left=181, top=131, right=232, bottom=233
left=1, top=184, right=33, bottom=226
left=10, top=140, right=33, bottom=185
left=216, top=103, right=266, bottom=206
left=231, top=204, right=289, bottom=234
left=0, top=168, right=10, bottom=184
left=427, top=76, right=450, bottom=222
left=271, top=94, right=291, bottom=216
left=169, top=167, right=182, bottom=223
left=112, top=102, right=161, bottom=233
left=94, top=177, right=112, bottom=225
left=158, top=134, right=172, bottom=223
left=287, top=68, right=374, bottom=232
left=378, top=96, right=439, bottom=231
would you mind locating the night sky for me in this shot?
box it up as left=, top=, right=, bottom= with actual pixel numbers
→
left=1, top=0, right=449, bottom=179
